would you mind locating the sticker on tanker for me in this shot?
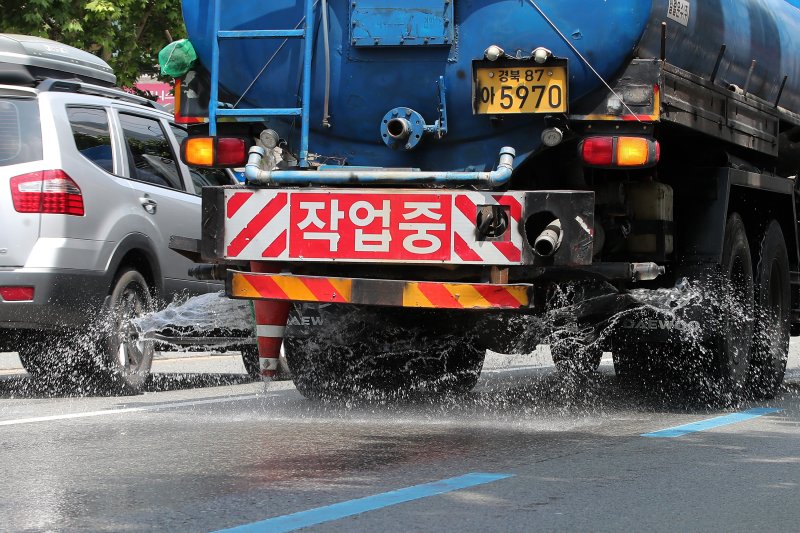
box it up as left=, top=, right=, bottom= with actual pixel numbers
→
left=667, top=0, right=690, bottom=27
left=223, top=189, right=525, bottom=265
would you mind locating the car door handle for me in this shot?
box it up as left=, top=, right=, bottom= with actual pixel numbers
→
left=139, top=196, right=158, bottom=214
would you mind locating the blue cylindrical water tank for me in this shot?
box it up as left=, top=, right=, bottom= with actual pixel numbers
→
left=181, top=0, right=800, bottom=170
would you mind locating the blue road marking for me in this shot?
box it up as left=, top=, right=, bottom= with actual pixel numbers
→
left=214, top=472, right=513, bottom=533
left=642, top=408, right=782, bottom=438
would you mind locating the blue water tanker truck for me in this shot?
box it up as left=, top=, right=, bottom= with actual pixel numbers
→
left=171, top=0, right=800, bottom=401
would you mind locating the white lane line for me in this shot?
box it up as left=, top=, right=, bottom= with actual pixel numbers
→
left=481, top=365, right=553, bottom=374
left=0, top=394, right=261, bottom=427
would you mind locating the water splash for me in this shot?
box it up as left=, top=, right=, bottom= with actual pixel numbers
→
left=131, top=291, right=254, bottom=350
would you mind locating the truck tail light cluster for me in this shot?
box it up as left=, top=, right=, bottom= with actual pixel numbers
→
left=182, top=136, right=247, bottom=167
left=10, top=170, right=84, bottom=216
left=580, top=136, right=660, bottom=168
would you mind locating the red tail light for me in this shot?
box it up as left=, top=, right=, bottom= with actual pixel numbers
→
left=216, top=138, right=248, bottom=166
left=580, top=137, right=614, bottom=166
left=10, top=170, right=85, bottom=216
left=0, top=286, right=35, bottom=301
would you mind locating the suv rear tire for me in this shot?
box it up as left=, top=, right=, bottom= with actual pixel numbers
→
left=94, top=268, right=156, bottom=392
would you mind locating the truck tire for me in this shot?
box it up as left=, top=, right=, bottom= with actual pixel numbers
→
left=92, top=268, right=156, bottom=393
left=551, top=338, right=601, bottom=374
left=614, top=213, right=754, bottom=402
left=746, top=220, right=790, bottom=398
left=678, top=213, right=755, bottom=401
left=612, top=344, right=667, bottom=385
left=284, top=304, right=485, bottom=400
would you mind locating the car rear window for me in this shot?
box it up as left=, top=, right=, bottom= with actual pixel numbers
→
left=0, top=98, right=42, bottom=166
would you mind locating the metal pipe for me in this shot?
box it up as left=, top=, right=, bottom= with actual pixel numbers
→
left=321, top=0, right=331, bottom=127
left=386, top=117, right=412, bottom=141
left=244, top=146, right=516, bottom=188
left=533, top=219, right=562, bottom=257
left=299, top=0, right=315, bottom=167
left=188, top=264, right=228, bottom=281
left=208, top=0, right=222, bottom=136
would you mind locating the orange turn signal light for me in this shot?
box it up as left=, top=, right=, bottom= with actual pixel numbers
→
left=616, top=137, right=650, bottom=167
left=579, top=136, right=659, bottom=168
left=183, top=137, right=215, bottom=166
left=181, top=136, right=247, bottom=167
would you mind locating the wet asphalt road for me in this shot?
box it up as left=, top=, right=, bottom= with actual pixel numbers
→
left=0, top=345, right=799, bottom=532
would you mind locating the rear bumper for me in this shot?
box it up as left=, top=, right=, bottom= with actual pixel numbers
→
left=228, top=271, right=532, bottom=310
left=0, top=267, right=110, bottom=333
left=225, top=261, right=666, bottom=311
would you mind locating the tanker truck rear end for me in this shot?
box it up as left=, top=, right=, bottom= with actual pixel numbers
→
left=172, top=0, right=800, bottom=401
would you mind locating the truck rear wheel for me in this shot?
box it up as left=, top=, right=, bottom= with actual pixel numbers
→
left=613, top=214, right=755, bottom=403
left=746, top=220, right=790, bottom=398
left=284, top=304, right=485, bottom=400
left=551, top=338, right=601, bottom=374
left=612, top=345, right=662, bottom=383
left=677, top=213, right=754, bottom=402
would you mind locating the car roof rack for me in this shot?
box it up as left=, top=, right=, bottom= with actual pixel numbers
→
left=36, top=78, right=166, bottom=111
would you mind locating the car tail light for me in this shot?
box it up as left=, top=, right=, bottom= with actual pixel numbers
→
left=0, top=286, right=34, bottom=301
left=182, top=136, right=247, bottom=167
left=10, top=170, right=84, bottom=216
left=580, top=136, right=659, bottom=168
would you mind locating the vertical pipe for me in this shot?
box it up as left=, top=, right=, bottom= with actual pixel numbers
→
left=743, top=59, right=757, bottom=96
left=710, top=44, right=726, bottom=84
left=209, top=0, right=221, bottom=136
left=250, top=262, right=291, bottom=381
left=775, top=75, right=788, bottom=107
left=299, top=0, right=315, bottom=167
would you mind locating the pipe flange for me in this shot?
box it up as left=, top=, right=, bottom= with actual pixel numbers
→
left=381, top=107, right=427, bottom=150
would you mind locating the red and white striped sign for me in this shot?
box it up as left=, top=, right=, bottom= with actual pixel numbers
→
left=223, top=189, right=526, bottom=265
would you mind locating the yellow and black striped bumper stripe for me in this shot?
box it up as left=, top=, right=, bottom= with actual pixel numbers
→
left=229, top=272, right=531, bottom=310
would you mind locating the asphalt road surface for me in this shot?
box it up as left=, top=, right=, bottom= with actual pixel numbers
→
left=1, top=343, right=799, bottom=532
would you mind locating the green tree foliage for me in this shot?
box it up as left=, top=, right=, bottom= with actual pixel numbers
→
left=0, top=0, right=186, bottom=86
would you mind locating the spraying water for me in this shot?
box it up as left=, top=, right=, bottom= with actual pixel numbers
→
left=131, top=291, right=254, bottom=350
left=126, top=279, right=737, bottom=406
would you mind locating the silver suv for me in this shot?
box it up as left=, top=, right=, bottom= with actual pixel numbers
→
left=0, top=40, right=236, bottom=391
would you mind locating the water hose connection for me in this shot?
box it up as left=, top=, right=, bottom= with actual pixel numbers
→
left=245, top=146, right=515, bottom=188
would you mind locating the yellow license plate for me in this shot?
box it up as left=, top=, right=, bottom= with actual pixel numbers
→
left=474, top=65, right=568, bottom=114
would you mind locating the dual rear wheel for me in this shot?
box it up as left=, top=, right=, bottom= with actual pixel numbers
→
left=284, top=304, right=485, bottom=400
left=613, top=214, right=790, bottom=401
